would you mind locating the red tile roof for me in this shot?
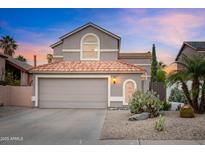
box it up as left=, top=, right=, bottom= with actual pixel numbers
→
left=30, top=60, right=145, bottom=73
left=119, top=52, right=152, bottom=59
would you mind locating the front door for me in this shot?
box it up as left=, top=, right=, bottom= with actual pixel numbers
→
left=124, top=81, right=135, bottom=105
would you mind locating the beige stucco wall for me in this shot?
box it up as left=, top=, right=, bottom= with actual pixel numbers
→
left=0, top=85, right=9, bottom=105
left=20, top=71, right=29, bottom=86
left=119, top=58, right=151, bottom=76
left=52, top=26, right=119, bottom=61
left=32, top=73, right=150, bottom=108
left=0, top=57, right=6, bottom=81
left=0, top=85, right=32, bottom=107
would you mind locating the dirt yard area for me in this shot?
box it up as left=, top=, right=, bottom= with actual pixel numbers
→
left=101, top=110, right=205, bottom=140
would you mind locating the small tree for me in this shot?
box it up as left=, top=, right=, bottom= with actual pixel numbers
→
left=151, top=44, right=158, bottom=82
left=47, top=54, right=53, bottom=64
left=156, top=61, right=166, bottom=84
left=15, top=55, right=27, bottom=62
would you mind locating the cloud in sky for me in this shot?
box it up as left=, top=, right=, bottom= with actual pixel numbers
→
left=15, top=42, right=52, bottom=65
left=1, top=9, right=205, bottom=65
left=120, top=9, right=205, bottom=64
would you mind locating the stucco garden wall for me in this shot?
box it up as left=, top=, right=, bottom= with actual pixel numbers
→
left=0, top=85, right=32, bottom=107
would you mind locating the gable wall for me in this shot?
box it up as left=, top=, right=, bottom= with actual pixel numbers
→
left=177, top=45, right=205, bottom=70
left=52, top=26, right=119, bottom=61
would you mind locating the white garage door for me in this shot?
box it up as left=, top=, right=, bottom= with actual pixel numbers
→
left=38, top=78, right=108, bottom=108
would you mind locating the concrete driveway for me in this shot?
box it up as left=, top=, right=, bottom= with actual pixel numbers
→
left=0, top=107, right=106, bottom=144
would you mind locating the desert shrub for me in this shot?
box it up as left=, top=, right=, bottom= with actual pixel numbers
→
left=129, top=91, right=163, bottom=118
left=161, top=101, right=172, bottom=111
left=155, top=115, right=165, bottom=131
left=168, top=87, right=187, bottom=103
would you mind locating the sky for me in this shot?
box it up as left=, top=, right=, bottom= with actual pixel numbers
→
left=0, top=8, right=205, bottom=65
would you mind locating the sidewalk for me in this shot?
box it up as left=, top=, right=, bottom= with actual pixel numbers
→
left=62, top=140, right=205, bottom=145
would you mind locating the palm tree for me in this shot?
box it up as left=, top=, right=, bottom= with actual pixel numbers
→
left=15, top=55, right=27, bottom=62
left=180, top=55, right=205, bottom=112
left=47, top=54, right=53, bottom=64
left=0, top=35, right=18, bottom=56
left=199, top=60, right=205, bottom=113
left=168, top=54, right=205, bottom=113
left=168, top=71, right=192, bottom=106
left=158, top=61, right=167, bottom=68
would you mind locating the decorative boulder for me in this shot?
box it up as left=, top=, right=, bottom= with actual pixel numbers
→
left=180, top=104, right=195, bottom=118
left=128, top=112, right=149, bottom=121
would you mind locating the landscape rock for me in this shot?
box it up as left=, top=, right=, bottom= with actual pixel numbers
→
left=180, top=104, right=195, bottom=118
left=128, top=112, right=149, bottom=121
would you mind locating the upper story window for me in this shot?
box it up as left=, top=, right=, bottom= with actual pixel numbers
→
left=81, top=33, right=100, bottom=60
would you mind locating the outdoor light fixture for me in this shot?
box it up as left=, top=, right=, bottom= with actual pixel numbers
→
left=112, top=77, right=116, bottom=84
left=140, top=73, right=147, bottom=81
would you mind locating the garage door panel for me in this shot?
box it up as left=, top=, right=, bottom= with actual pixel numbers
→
left=40, top=101, right=106, bottom=108
left=39, top=78, right=108, bottom=108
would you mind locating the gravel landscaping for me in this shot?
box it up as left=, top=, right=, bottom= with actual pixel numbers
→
left=101, top=110, right=205, bottom=140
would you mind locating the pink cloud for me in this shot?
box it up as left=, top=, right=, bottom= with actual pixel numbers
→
left=124, top=11, right=205, bottom=47
left=15, top=42, right=52, bottom=66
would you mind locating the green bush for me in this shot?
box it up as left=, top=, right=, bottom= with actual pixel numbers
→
left=168, top=87, right=187, bottom=103
left=129, top=91, right=163, bottom=118
left=161, top=101, right=172, bottom=111
left=155, top=115, right=165, bottom=131
left=5, top=71, right=20, bottom=86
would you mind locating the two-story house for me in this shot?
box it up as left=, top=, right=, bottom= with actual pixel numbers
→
left=30, top=22, right=151, bottom=109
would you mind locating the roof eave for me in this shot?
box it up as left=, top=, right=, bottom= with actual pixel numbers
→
left=175, top=42, right=198, bottom=61
left=30, top=71, right=145, bottom=74
left=50, top=40, right=63, bottom=48
left=6, top=60, right=30, bottom=72
left=59, top=22, right=121, bottom=40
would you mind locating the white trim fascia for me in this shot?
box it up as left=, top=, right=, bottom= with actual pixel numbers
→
left=100, top=49, right=119, bottom=52
left=110, top=96, right=123, bottom=101
left=123, top=79, right=137, bottom=105
left=62, top=49, right=81, bottom=52
left=35, top=75, right=38, bottom=107
left=62, top=49, right=119, bottom=53
left=135, top=64, right=151, bottom=66
left=80, top=33, right=100, bottom=60
left=53, top=55, right=63, bottom=58
left=50, top=40, right=63, bottom=48
left=34, top=74, right=111, bottom=108
left=59, top=23, right=120, bottom=40
left=198, top=51, right=205, bottom=53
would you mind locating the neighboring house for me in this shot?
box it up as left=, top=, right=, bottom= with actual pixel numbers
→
left=0, top=52, right=32, bottom=86
left=30, top=22, right=151, bottom=109
left=176, top=41, right=205, bottom=70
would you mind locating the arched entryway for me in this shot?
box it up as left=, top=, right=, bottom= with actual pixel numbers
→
left=123, top=79, right=137, bottom=105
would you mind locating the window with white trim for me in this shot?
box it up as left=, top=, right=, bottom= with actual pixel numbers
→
left=81, top=34, right=99, bottom=60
